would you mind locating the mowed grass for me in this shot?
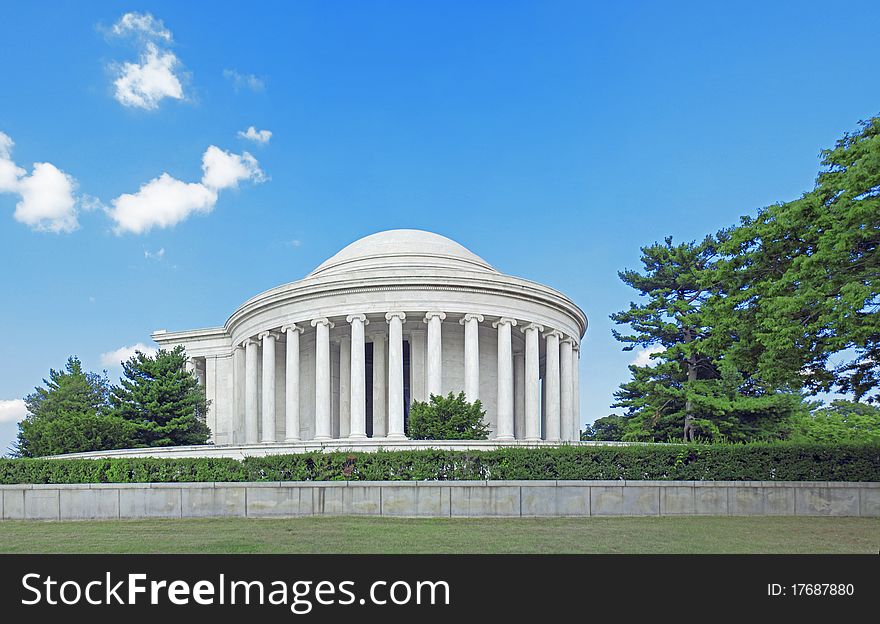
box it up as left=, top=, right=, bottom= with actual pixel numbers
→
left=0, top=516, right=877, bottom=553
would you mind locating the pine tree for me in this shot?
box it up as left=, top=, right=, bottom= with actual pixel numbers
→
left=109, top=346, right=211, bottom=446
left=15, top=356, right=134, bottom=457
left=611, top=236, right=719, bottom=440
left=611, top=237, right=804, bottom=441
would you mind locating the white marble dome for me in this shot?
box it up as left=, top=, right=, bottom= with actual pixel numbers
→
left=309, top=229, right=497, bottom=277
left=151, top=229, right=588, bottom=456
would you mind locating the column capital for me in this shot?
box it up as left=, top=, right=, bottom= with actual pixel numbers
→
left=311, top=317, right=335, bottom=329
left=346, top=313, right=369, bottom=325
left=281, top=323, right=304, bottom=335
left=369, top=331, right=387, bottom=342
left=519, top=322, right=544, bottom=334
left=542, top=328, right=563, bottom=340
left=423, top=311, right=446, bottom=323
left=241, top=337, right=259, bottom=348
left=460, top=313, right=484, bottom=325
left=572, top=342, right=581, bottom=353
left=385, top=311, right=407, bottom=323
left=492, top=317, right=517, bottom=329
left=258, top=330, right=281, bottom=341
left=560, top=335, right=575, bottom=345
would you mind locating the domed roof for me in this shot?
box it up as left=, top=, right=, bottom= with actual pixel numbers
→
left=308, top=229, right=498, bottom=277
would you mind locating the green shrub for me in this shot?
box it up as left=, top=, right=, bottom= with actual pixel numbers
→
left=408, top=392, right=490, bottom=440
left=788, top=400, right=880, bottom=444
left=0, top=443, right=877, bottom=483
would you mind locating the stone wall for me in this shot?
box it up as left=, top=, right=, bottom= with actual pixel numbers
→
left=2, top=481, right=877, bottom=520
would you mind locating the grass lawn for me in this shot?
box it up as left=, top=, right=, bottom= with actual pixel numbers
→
left=0, top=516, right=877, bottom=553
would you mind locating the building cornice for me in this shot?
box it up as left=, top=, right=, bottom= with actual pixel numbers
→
left=224, top=271, right=587, bottom=338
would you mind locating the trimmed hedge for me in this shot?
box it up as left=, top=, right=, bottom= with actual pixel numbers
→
left=0, top=443, right=878, bottom=484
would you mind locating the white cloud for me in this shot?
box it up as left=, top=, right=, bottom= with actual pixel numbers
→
left=108, top=145, right=264, bottom=234
left=144, top=247, right=165, bottom=260
left=223, top=69, right=266, bottom=92
left=0, top=131, right=13, bottom=159
left=111, top=12, right=173, bottom=42
left=109, top=173, right=216, bottom=234
left=79, top=194, right=106, bottom=212
left=0, top=131, right=79, bottom=233
left=113, top=42, right=184, bottom=110
left=237, top=126, right=272, bottom=144
left=100, top=343, right=157, bottom=368
left=0, top=132, right=25, bottom=191
left=201, top=145, right=265, bottom=190
left=15, top=162, right=79, bottom=233
left=0, top=399, right=27, bottom=424
left=107, top=12, right=185, bottom=110
left=631, top=345, right=666, bottom=367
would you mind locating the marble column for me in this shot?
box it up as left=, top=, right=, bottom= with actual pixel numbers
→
left=386, top=312, right=407, bottom=439
left=311, top=318, right=334, bottom=440
left=282, top=324, right=303, bottom=442
left=424, top=311, right=445, bottom=398
left=493, top=317, right=517, bottom=440
left=330, top=340, right=340, bottom=438
left=409, top=329, right=426, bottom=403
left=338, top=332, right=351, bottom=438
left=560, top=336, right=574, bottom=442
left=514, top=349, right=525, bottom=440
left=521, top=323, right=544, bottom=441
left=371, top=331, right=387, bottom=437
left=543, top=329, right=562, bottom=442
left=205, top=356, right=216, bottom=442
left=347, top=314, right=368, bottom=439
left=259, top=330, right=279, bottom=443
left=244, top=338, right=259, bottom=444
left=460, top=313, right=483, bottom=403
left=233, top=344, right=245, bottom=444
left=573, top=343, right=581, bottom=441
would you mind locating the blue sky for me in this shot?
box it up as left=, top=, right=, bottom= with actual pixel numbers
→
left=1, top=1, right=878, bottom=453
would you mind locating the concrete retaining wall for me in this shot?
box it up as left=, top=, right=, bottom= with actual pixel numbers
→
left=1, top=481, right=877, bottom=520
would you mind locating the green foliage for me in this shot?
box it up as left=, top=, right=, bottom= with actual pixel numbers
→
left=0, top=457, right=245, bottom=484
left=408, top=392, right=490, bottom=440
left=611, top=238, right=805, bottom=442
left=612, top=116, right=880, bottom=440
left=704, top=116, right=880, bottom=401
left=0, top=444, right=877, bottom=484
left=23, top=356, right=110, bottom=420
left=110, top=346, right=211, bottom=447
left=16, top=348, right=212, bottom=457
left=581, top=415, right=627, bottom=441
left=15, top=412, right=137, bottom=458
left=788, top=400, right=880, bottom=444
left=15, top=357, right=133, bottom=457
left=611, top=235, right=718, bottom=356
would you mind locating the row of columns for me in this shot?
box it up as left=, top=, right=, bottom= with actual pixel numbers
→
left=236, top=312, right=580, bottom=444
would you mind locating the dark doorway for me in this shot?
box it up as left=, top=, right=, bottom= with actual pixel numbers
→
left=364, top=339, right=411, bottom=438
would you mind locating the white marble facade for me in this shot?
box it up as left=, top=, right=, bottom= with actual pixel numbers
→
left=154, top=230, right=588, bottom=448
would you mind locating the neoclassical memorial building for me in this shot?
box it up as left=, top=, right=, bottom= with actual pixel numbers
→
left=152, top=230, right=587, bottom=453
